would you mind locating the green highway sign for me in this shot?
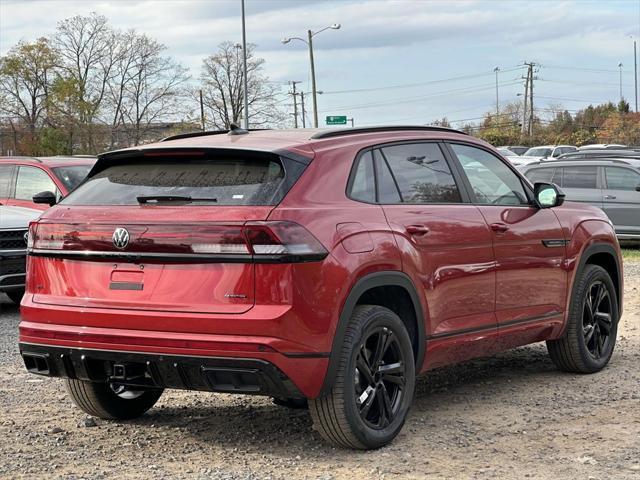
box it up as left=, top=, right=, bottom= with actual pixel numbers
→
left=326, top=115, right=347, bottom=125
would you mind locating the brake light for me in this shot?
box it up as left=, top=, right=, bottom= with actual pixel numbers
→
left=29, top=221, right=327, bottom=263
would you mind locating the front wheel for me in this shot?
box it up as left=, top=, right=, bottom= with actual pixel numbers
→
left=65, top=379, right=163, bottom=420
left=547, top=264, right=619, bottom=373
left=310, top=305, right=415, bottom=449
left=6, top=289, right=24, bottom=305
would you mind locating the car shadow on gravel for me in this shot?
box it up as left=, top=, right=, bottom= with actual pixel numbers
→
left=125, top=343, right=569, bottom=453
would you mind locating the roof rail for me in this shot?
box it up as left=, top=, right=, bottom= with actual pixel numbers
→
left=532, top=157, right=638, bottom=165
left=0, top=155, right=42, bottom=162
left=161, top=127, right=269, bottom=142
left=310, top=125, right=468, bottom=140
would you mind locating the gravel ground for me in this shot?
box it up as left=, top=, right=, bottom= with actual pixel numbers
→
left=0, top=262, right=639, bottom=480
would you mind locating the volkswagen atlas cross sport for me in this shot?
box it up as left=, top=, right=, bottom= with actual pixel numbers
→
left=19, top=126, right=623, bottom=450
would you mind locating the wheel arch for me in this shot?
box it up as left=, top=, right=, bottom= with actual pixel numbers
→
left=574, top=242, right=622, bottom=318
left=319, top=271, right=425, bottom=396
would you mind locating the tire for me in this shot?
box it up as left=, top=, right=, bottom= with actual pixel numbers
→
left=547, top=264, right=619, bottom=373
left=272, top=397, right=308, bottom=409
left=65, top=379, right=163, bottom=420
left=6, top=289, right=24, bottom=305
left=309, top=305, right=416, bottom=449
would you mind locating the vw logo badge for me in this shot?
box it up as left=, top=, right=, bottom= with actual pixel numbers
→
left=112, top=227, right=130, bottom=249
left=23, top=231, right=29, bottom=245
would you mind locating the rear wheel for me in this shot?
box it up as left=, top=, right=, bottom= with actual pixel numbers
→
left=310, top=305, right=415, bottom=449
left=547, top=264, right=619, bottom=373
left=65, top=379, right=163, bottom=420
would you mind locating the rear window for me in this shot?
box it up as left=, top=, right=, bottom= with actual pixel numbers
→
left=52, top=165, right=92, bottom=191
left=63, top=156, right=294, bottom=206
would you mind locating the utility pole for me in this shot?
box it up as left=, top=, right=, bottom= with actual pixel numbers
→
left=619, top=62, right=624, bottom=102
left=529, top=64, right=534, bottom=138
left=521, top=66, right=530, bottom=136
left=299, top=91, right=307, bottom=128
left=493, top=67, right=500, bottom=117
left=289, top=81, right=301, bottom=128
left=240, top=0, right=249, bottom=129
left=199, top=89, right=205, bottom=131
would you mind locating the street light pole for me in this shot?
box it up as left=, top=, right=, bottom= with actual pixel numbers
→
left=241, top=0, right=249, bottom=129
left=307, top=30, right=318, bottom=128
left=282, top=24, right=340, bottom=128
left=634, top=40, right=638, bottom=112
left=493, top=67, right=499, bottom=117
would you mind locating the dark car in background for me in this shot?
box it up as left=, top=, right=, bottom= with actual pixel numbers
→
left=0, top=156, right=96, bottom=210
left=0, top=205, right=41, bottom=304
left=521, top=158, right=640, bottom=241
left=557, top=149, right=640, bottom=160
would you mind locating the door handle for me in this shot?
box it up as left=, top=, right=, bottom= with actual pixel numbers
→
left=490, top=223, right=509, bottom=233
left=406, top=225, right=430, bottom=236
left=604, top=195, right=616, bottom=200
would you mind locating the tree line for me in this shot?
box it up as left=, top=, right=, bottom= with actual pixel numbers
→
left=0, top=13, right=285, bottom=156
left=453, top=99, right=640, bottom=147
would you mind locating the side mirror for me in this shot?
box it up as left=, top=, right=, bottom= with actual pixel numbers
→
left=636, top=184, right=640, bottom=192
left=33, top=191, right=57, bottom=207
left=534, top=182, right=565, bottom=208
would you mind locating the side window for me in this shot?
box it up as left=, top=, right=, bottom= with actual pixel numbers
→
left=0, top=165, right=14, bottom=197
left=349, top=151, right=376, bottom=203
left=14, top=166, right=57, bottom=201
left=379, top=143, right=461, bottom=204
left=605, top=167, right=640, bottom=190
left=450, top=143, right=528, bottom=205
left=526, top=167, right=555, bottom=184
left=561, top=166, right=597, bottom=189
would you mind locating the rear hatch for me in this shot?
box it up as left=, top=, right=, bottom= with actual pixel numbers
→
left=29, top=148, right=314, bottom=314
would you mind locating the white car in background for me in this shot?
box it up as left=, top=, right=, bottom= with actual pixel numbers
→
left=0, top=205, right=41, bottom=304
left=510, top=145, right=578, bottom=167
left=496, top=147, right=524, bottom=165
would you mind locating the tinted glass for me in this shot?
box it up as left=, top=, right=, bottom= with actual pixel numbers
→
left=52, top=165, right=92, bottom=191
left=14, top=166, right=57, bottom=200
left=380, top=143, right=461, bottom=203
left=64, top=158, right=287, bottom=206
left=373, top=150, right=401, bottom=203
left=561, top=166, right=597, bottom=189
left=526, top=168, right=555, bottom=184
left=605, top=167, right=640, bottom=190
left=0, top=165, right=13, bottom=197
left=350, top=152, right=376, bottom=203
left=451, top=144, right=528, bottom=205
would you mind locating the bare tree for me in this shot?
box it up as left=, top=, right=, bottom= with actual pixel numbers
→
left=0, top=38, right=58, bottom=151
left=200, top=42, right=286, bottom=129
left=119, top=34, right=190, bottom=146
left=53, top=12, right=118, bottom=151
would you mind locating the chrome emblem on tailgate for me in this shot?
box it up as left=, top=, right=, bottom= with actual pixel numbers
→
left=112, top=227, right=130, bottom=249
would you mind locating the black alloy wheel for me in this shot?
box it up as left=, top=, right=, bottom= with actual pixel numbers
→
left=354, top=326, right=406, bottom=429
left=582, top=280, right=613, bottom=359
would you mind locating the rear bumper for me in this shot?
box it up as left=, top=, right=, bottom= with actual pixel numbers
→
left=19, top=343, right=305, bottom=399
left=19, top=319, right=329, bottom=398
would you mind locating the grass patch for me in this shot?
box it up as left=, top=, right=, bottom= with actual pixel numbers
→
left=621, top=248, right=640, bottom=262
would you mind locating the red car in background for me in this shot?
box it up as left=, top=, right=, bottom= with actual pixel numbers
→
left=18, top=126, right=622, bottom=449
left=0, top=156, right=95, bottom=210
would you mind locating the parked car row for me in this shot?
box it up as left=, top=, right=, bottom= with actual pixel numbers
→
left=0, top=155, right=96, bottom=303
left=520, top=158, right=640, bottom=240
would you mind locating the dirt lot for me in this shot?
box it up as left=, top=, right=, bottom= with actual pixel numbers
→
left=0, top=260, right=638, bottom=480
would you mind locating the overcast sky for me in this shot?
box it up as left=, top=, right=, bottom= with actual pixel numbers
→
left=1, top=0, right=639, bottom=127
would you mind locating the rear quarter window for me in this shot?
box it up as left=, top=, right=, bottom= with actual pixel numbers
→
left=62, top=154, right=302, bottom=206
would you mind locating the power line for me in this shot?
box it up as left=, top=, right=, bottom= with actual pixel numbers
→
left=319, top=66, right=525, bottom=95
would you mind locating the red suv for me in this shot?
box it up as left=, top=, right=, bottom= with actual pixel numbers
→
left=0, top=156, right=95, bottom=210
left=19, top=126, right=622, bottom=449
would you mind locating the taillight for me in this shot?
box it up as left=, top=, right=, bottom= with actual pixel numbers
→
left=29, top=221, right=327, bottom=263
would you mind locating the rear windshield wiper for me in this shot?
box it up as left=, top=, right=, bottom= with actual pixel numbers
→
left=137, top=195, right=217, bottom=204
